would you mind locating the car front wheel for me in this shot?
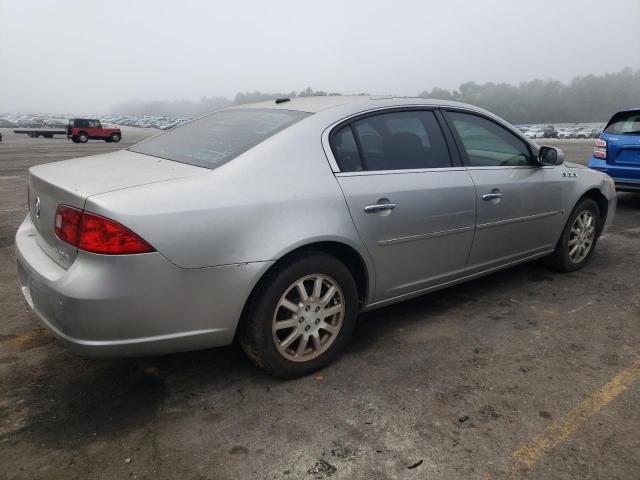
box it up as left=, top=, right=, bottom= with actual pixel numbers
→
left=110, top=133, right=121, bottom=143
left=546, top=198, right=600, bottom=272
left=239, top=251, right=358, bottom=378
left=77, top=132, right=88, bottom=143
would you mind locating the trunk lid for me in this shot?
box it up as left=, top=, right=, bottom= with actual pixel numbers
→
left=28, top=149, right=205, bottom=268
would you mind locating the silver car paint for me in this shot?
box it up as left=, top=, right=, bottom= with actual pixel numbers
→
left=16, top=97, right=617, bottom=356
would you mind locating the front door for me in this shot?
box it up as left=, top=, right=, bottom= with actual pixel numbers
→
left=443, top=110, right=565, bottom=273
left=329, top=109, right=477, bottom=302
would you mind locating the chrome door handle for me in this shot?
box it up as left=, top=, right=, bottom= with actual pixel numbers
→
left=482, top=192, right=503, bottom=201
left=364, top=203, right=396, bottom=213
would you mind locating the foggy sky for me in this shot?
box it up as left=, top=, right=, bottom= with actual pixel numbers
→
left=1, top=0, right=639, bottom=114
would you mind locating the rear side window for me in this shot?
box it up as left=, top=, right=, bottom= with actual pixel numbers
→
left=331, top=110, right=452, bottom=172
left=331, top=126, right=363, bottom=172
left=129, top=108, right=310, bottom=169
left=447, top=111, right=534, bottom=167
left=604, top=111, right=640, bottom=135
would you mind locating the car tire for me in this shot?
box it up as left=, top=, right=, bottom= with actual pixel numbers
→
left=71, top=136, right=80, bottom=143
left=110, top=133, right=121, bottom=143
left=546, top=198, right=601, bottom=272
left=77, top=132, right=88, bottom=143
left=239, top=251, right=359, bottom=379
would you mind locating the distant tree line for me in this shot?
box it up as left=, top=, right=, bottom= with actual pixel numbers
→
left=418, top=68, right=640, bottom=124
left=111, top=68, right=639, bottom=123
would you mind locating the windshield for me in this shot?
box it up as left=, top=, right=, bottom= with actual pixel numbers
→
left=604, top=111, right=640, bottom=135
left=129, top=108, right=310, bottom=169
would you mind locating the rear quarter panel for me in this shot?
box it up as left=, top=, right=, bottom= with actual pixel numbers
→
left=84, top=116, right=373, bottom=277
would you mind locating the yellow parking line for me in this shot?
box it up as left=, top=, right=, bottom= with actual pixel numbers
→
left=511, top=358, right=640, bottom=475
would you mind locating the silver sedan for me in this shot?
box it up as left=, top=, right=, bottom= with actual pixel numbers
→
left=15, top=96, right=616, bottom=377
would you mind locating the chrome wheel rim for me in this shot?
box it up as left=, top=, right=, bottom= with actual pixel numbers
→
left=272, top=274, right=344, bottom=362
left=568, top=210, right=595, bottom=264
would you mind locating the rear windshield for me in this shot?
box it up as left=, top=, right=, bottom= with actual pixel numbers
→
left=604, top=110, right=640, bottom=135
left=129, top=108, right=310, bottom=168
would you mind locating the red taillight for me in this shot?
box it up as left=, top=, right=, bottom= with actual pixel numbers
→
left=78, top=211, right=154, bottom=254
left=594, top=138, right=607, bottom=159
left=55, top=205, right=82, bottom=245
left=54, top=205, right=154, bottom=255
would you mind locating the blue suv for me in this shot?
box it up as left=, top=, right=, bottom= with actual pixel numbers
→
left=588, top=109, right=640, bottom=192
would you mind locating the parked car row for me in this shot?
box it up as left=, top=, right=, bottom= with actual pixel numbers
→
left=0, top=113, right=193, bottom=132
left=515, top=124, right=603, bottom=139
left=0, top=113, right=68, bottom=129
left=99, top=115, right=193, bottom=130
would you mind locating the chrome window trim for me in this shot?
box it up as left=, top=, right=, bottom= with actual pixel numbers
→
left=334, top=166, right=467, bottom=177
left=463, top=165, right=554, bottom=171
left=322, top=104, right=452, bottom=174
left=322, top=104, right=543, bottom=174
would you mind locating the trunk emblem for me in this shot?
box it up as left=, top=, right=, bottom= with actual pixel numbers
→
left=34, top=196, right=41, bottom=219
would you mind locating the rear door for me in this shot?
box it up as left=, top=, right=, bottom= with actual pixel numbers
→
left=329, top=109, right=477, bottom=302
left=443, top=109, right=565, bottom=273
left=86, top=119, right=101, bottom=138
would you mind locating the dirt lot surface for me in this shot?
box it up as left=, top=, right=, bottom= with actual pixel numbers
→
left=1, top=130, right=639, bottom=479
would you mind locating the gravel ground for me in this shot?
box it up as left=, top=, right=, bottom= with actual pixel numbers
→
left=1, top=130, right=639, bottom=479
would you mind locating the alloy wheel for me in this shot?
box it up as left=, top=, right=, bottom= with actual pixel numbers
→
left=568, top=210, right=595, bottom=264
left=272, top=274, right=344, bottom=362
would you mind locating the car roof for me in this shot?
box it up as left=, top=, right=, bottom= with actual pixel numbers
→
left=233, top=95, right=496, bottom=117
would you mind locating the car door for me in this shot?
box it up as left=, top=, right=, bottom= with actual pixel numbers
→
left=86, top=119, right=101, bottom=138
left=443, top=109, right=565, bottom=273
left=329, top=109, right=477, bottom=302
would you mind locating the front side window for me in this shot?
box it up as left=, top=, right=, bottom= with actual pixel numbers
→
left=332, top=110, right=451, bottom=172
left=129, top=108, right=310, bottom=169
left=604, top=111, right=640, bottom=135
left=447, top=111, right=534, bottom=167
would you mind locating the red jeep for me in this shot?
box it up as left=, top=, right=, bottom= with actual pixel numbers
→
left=66, top=118, right=122, bottom=143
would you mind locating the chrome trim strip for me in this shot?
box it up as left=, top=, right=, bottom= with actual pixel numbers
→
left=378, top=225, right=474, bottom=246
left=476, top=211, right=560, bottom=230
left=335, top=167, right=466, bottom=177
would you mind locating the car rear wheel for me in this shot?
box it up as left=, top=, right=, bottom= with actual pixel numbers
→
left=546, top=198, right=600, bottom=272
left=239, top=251, right=358, bottom=378
left=77, top=132, right=88, bottom=143
left=110, top=133, right=121, bottom=143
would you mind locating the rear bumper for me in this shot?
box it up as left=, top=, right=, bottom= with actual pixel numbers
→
left=612, top=180, right=640, bottom=192
left=15, top=215, right=271, bottom=357
left=588, top=157, right=640, bottom=191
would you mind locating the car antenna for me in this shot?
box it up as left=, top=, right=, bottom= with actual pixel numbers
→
left=275, top=98, right=290, bottom=104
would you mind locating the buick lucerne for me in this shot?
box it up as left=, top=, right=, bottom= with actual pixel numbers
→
left=16, top=96, right=616, bottom=377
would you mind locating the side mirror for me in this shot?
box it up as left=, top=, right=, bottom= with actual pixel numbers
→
left=538, top=146, right=564, bottom=166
